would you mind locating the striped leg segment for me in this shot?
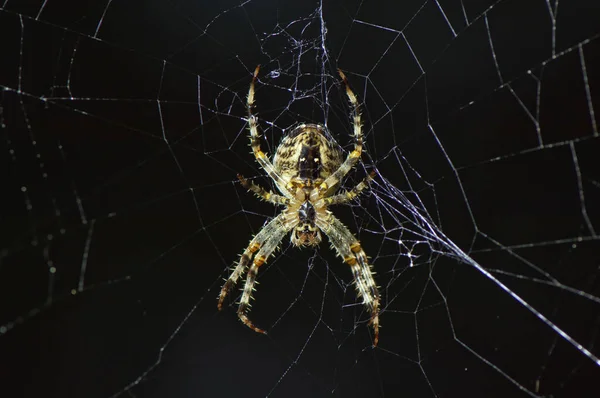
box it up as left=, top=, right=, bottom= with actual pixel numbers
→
left=236, top=258, right=268, bottom=332
left=237, top=258, right=267, bottom=334
left=237, top=174, right=290, bottom=206
left=218, top=211, right=296, bottom=334
left=316, top=213, right=380, bottom=346
left=247, top=65, right=293, bottom=198
left=323, top=171, right=375, bottom=206
left=319, top=69, right=364, bottom=194
left=218, top=242, right=259, bottom=312
left=236, top=213, right=294, bottom=334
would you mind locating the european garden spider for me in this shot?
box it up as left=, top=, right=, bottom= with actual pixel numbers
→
left=218, top=66, right=380, bottom=346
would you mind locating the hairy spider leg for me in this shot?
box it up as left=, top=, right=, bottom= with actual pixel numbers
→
left=322, top=171, right=376, bottom=207
left=316, top=213, right=380, bottom=346
left=218, top=212, right=297, bottom=333
left=218, top=212, right=285, bottom=310
left=237, top=174, right=290, bottom=206
left=237, top=213, right=296, bottom=333
left=318, top=69, right=364, bottom=194
left=247, top=65, right=294, bottom=198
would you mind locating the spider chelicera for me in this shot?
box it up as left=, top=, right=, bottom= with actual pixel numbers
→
left=218, top=66, right=380, bottom=346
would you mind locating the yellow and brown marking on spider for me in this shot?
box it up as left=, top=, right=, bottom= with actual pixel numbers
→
left=253, top=255, right=266, bottom=267
left=344, top=256, right=357, bottom=265
left=218, top=66, right=381, bottom=346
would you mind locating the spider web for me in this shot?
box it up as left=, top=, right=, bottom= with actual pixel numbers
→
left=1, top=0, right=599, bottom=397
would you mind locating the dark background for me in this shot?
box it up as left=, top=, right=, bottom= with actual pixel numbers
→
left=1, top=0, right=600, bottom=397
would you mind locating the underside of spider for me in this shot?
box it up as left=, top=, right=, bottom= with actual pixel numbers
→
left=218, top=66, right=380, bottom=346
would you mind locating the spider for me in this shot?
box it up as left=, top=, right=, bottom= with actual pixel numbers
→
left=218, top=66, right=380, bottom=346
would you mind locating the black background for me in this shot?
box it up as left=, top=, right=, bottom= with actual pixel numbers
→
left=1, top=0, right=600, bottom=397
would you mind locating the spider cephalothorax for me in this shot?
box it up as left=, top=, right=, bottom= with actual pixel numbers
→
left=218, top=66, right=381, bottom=346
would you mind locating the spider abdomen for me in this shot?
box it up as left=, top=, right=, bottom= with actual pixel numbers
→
left=273, top=123, right=343, bottom=187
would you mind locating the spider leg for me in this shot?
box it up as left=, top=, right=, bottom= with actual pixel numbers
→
left=237, top=174, right=290, bottom=206
left=322, top=171, right=375, bottom=207
left=319, top=69, right=363, bottom=194
left=218, top=212, right=289, bottom=310
left=316, top=213, right=380, bottom=346
left=218, top=211, right=297, bottom=333
left=217, top=240, right=259, bottom=312
left=237, top=213, right=295, bottom=334
left=247, top=65, right=293, bottom=198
